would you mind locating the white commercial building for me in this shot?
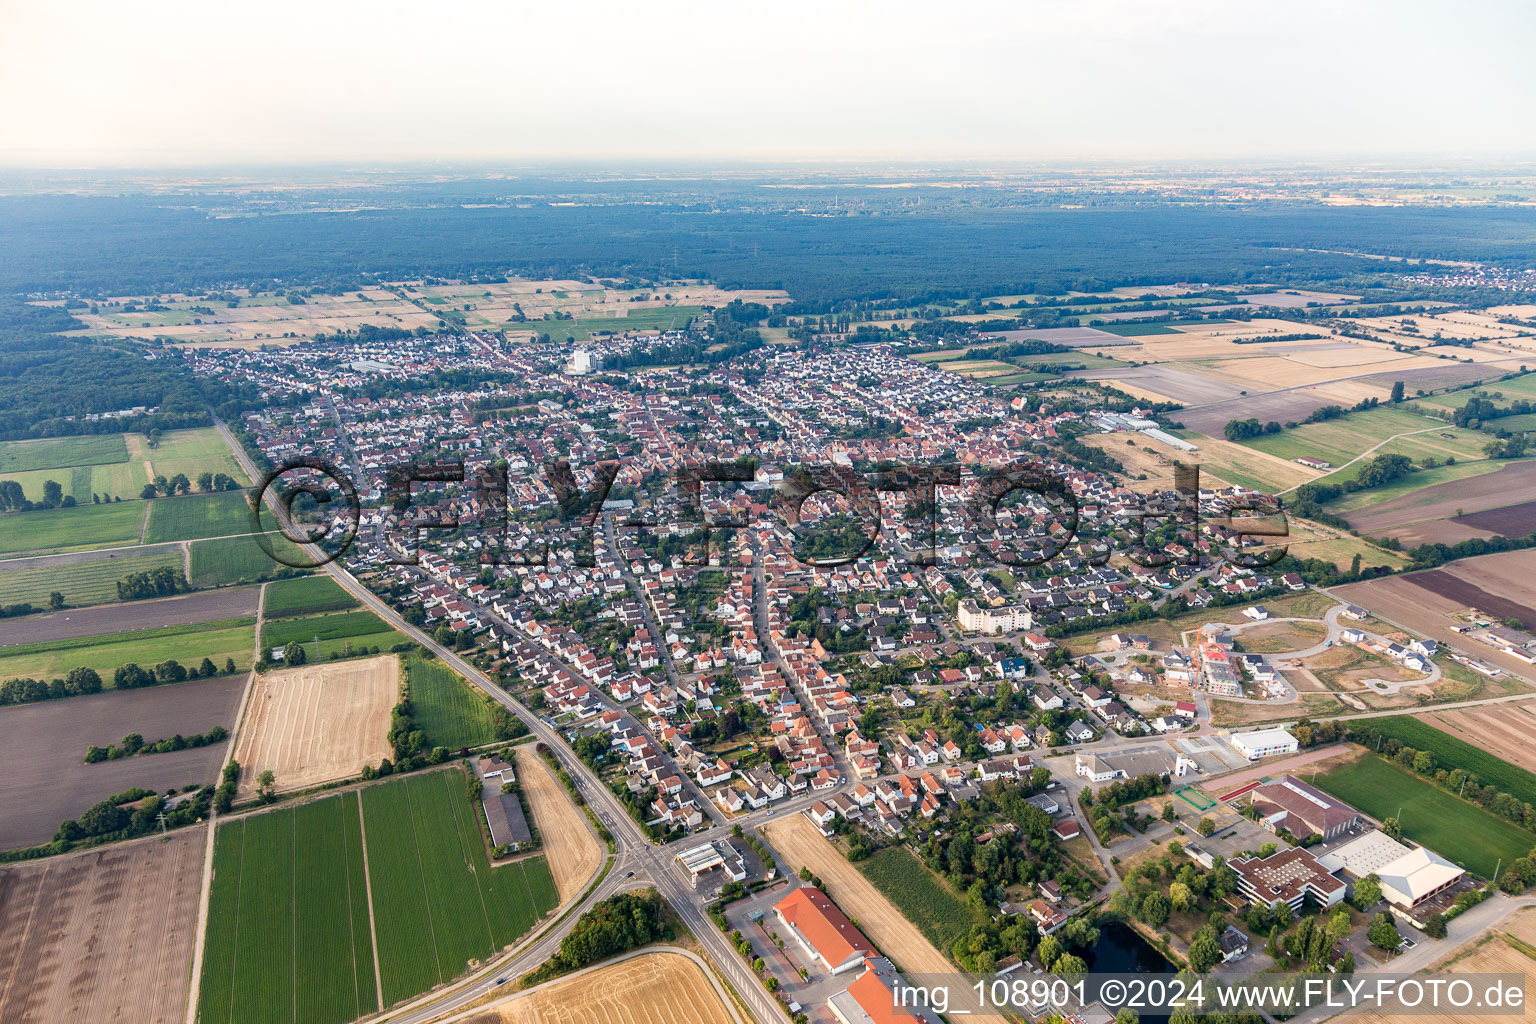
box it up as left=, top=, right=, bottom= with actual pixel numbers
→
left=1229, top=727, right=1299, bottom=761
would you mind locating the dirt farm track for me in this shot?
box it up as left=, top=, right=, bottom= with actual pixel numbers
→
left=233, top=654, right=397, bottom=797
left=513, top=745, right=602, bottom=904
left=0, top=826, right=204, bottom=1023
left=468, top=952, right=734, bottom=1024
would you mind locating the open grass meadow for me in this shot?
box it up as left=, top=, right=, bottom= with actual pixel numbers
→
left=190, top=533, right=311, bottom=586
left=145, top=489, right=256, bottom=543
left=0, top=546, right=184, bottom=608
left=1242, top=406, right=1493, bottom=468
left=142, top=426, right=249, bottom=486
left=405, top=651, right=498, bottom=749
left=1313, top=752, right=1533, bottom=879
left=855, top=845, right=988, bottom=953
left=1363, top=717, right=1536, bottom=808
left=0, top=434, right=129, bottom=474
left=262, top=575, right=359, bottom=618
left=0, top=500, right=147, bottom=556
left=360, top=769, right=558, bottom=1006
left=0, top=617, right=255, bottom=681
left=198, top=791, right=380, bottom=1024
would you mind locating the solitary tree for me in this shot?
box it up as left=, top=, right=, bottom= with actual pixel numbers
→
left=48, top=591, right=65, bottom=610
left=256, top=770, right=277, bottom=803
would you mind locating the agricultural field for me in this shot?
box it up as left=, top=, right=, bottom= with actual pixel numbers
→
left=0, top=499, right=147, bottom=556
left=0, top=585, right=260, bottom=648
left=232, top=654, right=399, bottom=798
left=1241, top=406, right=1491, bottom=468
left=513, top=744, right=603, bottom=904
left=261, top=574, right=359, bottom=618
left=1365, top=715, right=1536, bottom=807
left=197, top=792, right=380, bottom=1024
left=0, top=673, right=242, bottom=848
left=261, top=609, right=401, bottom=662
left=406, top=651, right=500, bottom=750
left=1343, top=907, right=1536, bottom=1024
left=478, top=952, right=734, bottom=1024
left=360, top=769, right=558, bottom=1006
left=0, top=545, right=184, bottom=608
left=1312, top=752, right=1533, bottom=879
left=190, top=533, right=311, bottom=586
left=0, top=827, right=205, bottom=1024
left=1342, top=460, right=1536, bottom=544
left=1425, top=703, right=1536, bottom=775
left=0, top=616, right=255, bottom=682
left=0, top=433, right=129, bottom=474
left=144, top=489, right=255, bottom=543
left=856, top=845, right=989, bottom=953
left=0, top=427, right=247, bottom=507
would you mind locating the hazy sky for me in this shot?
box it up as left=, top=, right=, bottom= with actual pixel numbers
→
left=4, top=0, right=1534, bottom=166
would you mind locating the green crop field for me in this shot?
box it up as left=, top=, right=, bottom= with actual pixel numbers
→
left=0, top=500, right=147, bottom=557
left=1242, top=407, right=1493, bottom=468
left=856, top=845, right=988, bottom=952
left=198, top=792, right=380, bottom=1024
left=263, top=575, right=359, bottom=618
left=360, top=770, right=558, bottom=1006
left=142, top=427, right=249, bottom=486
left=1094, top=322, right=1179, bottom=336
left=0, top=434, right=129, bottom=474
left=263, top=610, right=392, bottom=650
left=0, top=617, right=254, bottom=681
left=0, top=546, right=184, bottom=608
left=144, top=490, right=256, bottom=543
left=1313, top=753, right=1533, bottom=879
left=405, top=652, right=498, bottom=749
left=190, top=533, right=310, bottom=586
left=1364, top=717, right=1536, bottom=808
left=1326, top=459, right=1515, bottom=512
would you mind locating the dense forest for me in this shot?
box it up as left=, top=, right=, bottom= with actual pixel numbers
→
left=7, top=184, right=1536, bottom=304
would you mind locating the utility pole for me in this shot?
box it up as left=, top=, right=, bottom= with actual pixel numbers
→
left=156, top=812, right=168, bottom=835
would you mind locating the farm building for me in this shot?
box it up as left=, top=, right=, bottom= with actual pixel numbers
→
left=481, top=786, right=533, bottom=852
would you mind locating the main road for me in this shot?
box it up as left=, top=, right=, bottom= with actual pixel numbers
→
left=210, top=413, right=788, bottom=1024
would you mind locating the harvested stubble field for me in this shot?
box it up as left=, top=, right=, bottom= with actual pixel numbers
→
left=0, top=673, right=243, bottom=848
left=474, top=952, right=735, bottom=1024
left=761, top=815, right=1010, bottom=1024
left=232, top=654, right=399, bottom=797
left=0, top=827, right=205, bottom=1023
left=1343, top=907, right=1536, bottom=1024
left=1426, top=702, right=1536, bottom=775
left=513, top=744, right=602, bottom=904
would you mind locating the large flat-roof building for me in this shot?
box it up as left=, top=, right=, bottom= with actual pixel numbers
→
left=1318, top=831, right=1465, bottom=911
left=1250, top=776, right=1360, bottom=840
left=774, top=886, right=875, bottom=975
left=676, top=840, right=747, bottom=888
left=1229, top=727, right=1300, bottom=761
left=1231, top=847, right=1345, bottom=913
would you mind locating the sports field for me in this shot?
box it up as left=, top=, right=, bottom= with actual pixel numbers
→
left=144, top=489, right=255, bottom=543
left=1312, top=752, right=1533, bottom=879
left=406, top=651, right=500, bottom=749
left=262, top=575, right=359, bottom=618
left=0, top=617, right=255, bottom=681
